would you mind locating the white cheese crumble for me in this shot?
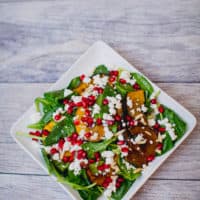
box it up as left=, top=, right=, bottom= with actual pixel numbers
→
left=93, top=74, right=108, bottom=87
left=148, top=118, right=156, bottom=127
left=69, top=158, right=88, bottom=175
left=158, top=118, right=177, bottom=141
left=101, top=151, right=114, bottom=165
left=127, top=96, right=133, bottom=108
left=82, top=76, right=91, bottom=83
left=141, top=104, right=148, bottom=113
left=104, top=126, right=113, bottom=139
left=90, top=132, right=98, bottom=140
left=103, top=176, right=118, bottom=198
left=134, top=134, right=147, bottom=144
left=119, top=70, right=136, bottom=85
left=64, top=89, right=73, bottom=97
left=103, top=113, right=113, bottom=121
left=71, top=95, right=82, bottom=103
left=92, top=104, right=100, bottom=116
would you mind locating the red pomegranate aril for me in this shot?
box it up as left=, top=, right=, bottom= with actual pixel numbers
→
left=67, top=136, right=72, bottom=142
left=115, top=115, right=121, bottom=121
left=104, top=164, right=110, bottom=169
left=119, top=78, right=126, bottom=84
left=126, top=115, right=132, bottom=121
left=77, top=150, right=85, bottom=160
left=107, top=120, right=114, bottom=126
left=116, top=182, right=121, bottom=188
left=154, top=123, right=160, bottom=129
left=67, top=107, right=73, bottom=114
left=76, top=139, right=83, bottom=146
left=82, top=101, right=88, bottom=108
left=150, top=99, right=157, bottom=104
left=76, top=102, right=83, bottom=107
left=103, top=98, right=109, bottom=105
left=50, top=148, right=58, bottom=155
left=42, top=130, right=49, bottom=136
left=102, top=182, right=109, bottom=188
left=69, top=101, right=76, bottom=107
left=63, top=156, right=69, bottom=163
left=117, top=177, right=124, bottom=183
left=80, top=161, right=87, bottom=168
left=157, top=143, right=163, bottom=150
left=72, top=133, right=78, bottom=140
left=121, top=147, right=129, bottom=153
left=80, top=74, right=85, bottom=81
left=104, top=177, right=112, bottom=183
left=158, top=105, right=164, bottom=113
left=35, top=131, right=41, bottom=136
left=129, top=120, right=135, bottom=126
left=89, top=159, right=95, bottom=164
left=109, top=76, right=116, bottom=82
left=111, top=70, right=119, bottom=76
left=85, top=109, right=91, bottom=116
left=147, top=155, right=155, bottom=162
left=74, top=119, right=80, bottom=125
left=55, top=114, right=62, bottom=121
left=96, top=118, right=102, bottom=125
left=133, top=83, right=140, bottom=90
left=159, top=127, right=166, bottom=133
left=98, top=88, right=104, bottom=94
left=94, top=152, right=100, bottom=160
left=117, top=140, right=125, bottom=145
left=58, top=138, right=65, bottom=149
left=69, top=152, right=75, bottom=162
left=88, top=95, right=95, bottom=101
left=63, top=99, right=69, bottom=104
left=85, top=132, right=91, bottom=138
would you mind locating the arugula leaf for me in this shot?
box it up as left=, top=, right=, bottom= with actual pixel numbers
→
left=115, top=82, right=133, bottom=96
left=132, top=72, right=153, bottom=96
left=117, top=157, right=141, bottom=181
left=111, top=179, right=133, bottom=200
left=44, top=115, right=75, bottom=146
left=93, top=65, right=109, bottom=75
left=67, top=76, right=81, bottom=90
left=28, top=110, right=54, bottom=130
left=162, top=132, right=174, bottom=154
left=82, top=137, right=117, bottom=157
left=163, top=106, right=187, bottom=139
left=53, top=160, right=69, bottom=174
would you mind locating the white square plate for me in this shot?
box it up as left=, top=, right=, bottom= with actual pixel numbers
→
left=11, top=41, right=197, bottom=200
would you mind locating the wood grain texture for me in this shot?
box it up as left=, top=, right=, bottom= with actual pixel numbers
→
left=0, top=83, right=199, bottom=180
left=0, top=0, right=200, bottom=83
left=0, top=174, right=199, bottom=200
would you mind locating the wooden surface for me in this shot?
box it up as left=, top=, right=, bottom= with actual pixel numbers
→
left=0, top=0, right=199, bottom=200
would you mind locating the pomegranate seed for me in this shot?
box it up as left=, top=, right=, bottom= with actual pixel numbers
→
left=63, top=99, right=69, bottom=104
left=103, top=98, right=109, bottom=105
left=110, top=70, right=119, bottom=76
left=126, top=115, right=132, bottom=121
left=98, top=88, right=104, bottom=94
left=104, top=164, right=110, bottom=169
left=58, top=138, right=65, bottom=149
left=76, top=139, right=83, bottom=146
left=117, top=177, right=124, bottom=183
left=89, top=159, right=95, bottom=164
left=35, top=131, right=41, bottom=136
left=77, top=150, right=86, bottom=160
left=80, top=74, right=85, bottom=81
left=76, top=102, right=83, bottom=107
left=147, top=155, right=155, bottom=162
left=74, top=119, right=80, bottom=125
left=85, top=109, right=91, bottom=116
left=88, top=95, right=95, bottom=101
left=104, top=177, right=112, bottom=183
left=133, top=83, right=140, bottom=90
left=80, top=161, right=87, bottom=168
left=63, top=156, right=69, bottom=163
left=67, top=136, right=72, bottom=142
left=72, top=133, right=78, bottom=140
left=121, top=147, right=129, bottom=153
left=69, top=101, right=76, bottom=107
left=150, top=99, right=157, bottom=104
left=115, top=115, right=121, bottom=121
left=159, top=127, right=166, bottom=133
left=94, top=152, right=100, bottom=160
left=55, top=114, right=62, bottom=121
left=109, top=76, right=116, bottom=82
left=117, top=140, right=125, bottom=145
left=67, top=107, right=73, bottom=114
left=96, top=118, right=102, bottom=125
left=157, top=143, right=163, bottom=150
left=129, top=120, right=135, bottom=126
left=50, top=148, right=58, bottom=155
left=102, top=182, right=109, bottom=188
left=154, top=123, right=160, bottom=129
left=42, top=130, right=49, bottom=136
left=119, top=78, right=126, bottom=84
left=116, top=182, right=121, bottom=188
left=158, top=105, right=164, bottom=113
left=84, top=132, right=91, bottom=138
left=69, top=152, right=75, bottom=162
left=106, top=120, right=114, bottom=126
left=82, top=101, right=88, bottom=108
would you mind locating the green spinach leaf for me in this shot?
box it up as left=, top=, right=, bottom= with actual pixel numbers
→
left=93, top=65, right=109, bottom=75
left=162, top=132, right=174, bottom=154
left=67, top=76, right=81, bottom=90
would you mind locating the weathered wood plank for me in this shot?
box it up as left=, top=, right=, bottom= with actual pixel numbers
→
left=0, top=174, right=199, bottom=200
left=0, top=83, right=199, bottom=179
left=0, top=0, right=199, bottom=82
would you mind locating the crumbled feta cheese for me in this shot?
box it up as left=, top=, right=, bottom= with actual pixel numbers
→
left=71, top=95, right=82, bottom=103
left=92, top=104, right=100, bottom=116
left=119, top=71, right=136, bottom=85
left=93, top=74, right=108, bottom=87
left=64, top=89, right=72, bottom=97
left=158, top=118, right=177, bottom=141
left=90, top=132, right=98, bottom=140
left=82, top=76, right=91, bottom=83
left=103, top=176, right=118, bottom=198
left=69, top=158, right=88, bottom=175
left=104, top=126, right=113, bottom=139
left=127, top=96, right=133, bottom=108
left=122, top=159, right=135, bottom=170
left=148, top=118, right=156, bottom=127
left=103, top=113, right=113, bottom=121
left=141, top=104, right=148, bottom=113
left=52, top=153, right=60, bottom=161
left=118, top=134, right=124, bottom=141
left=151, top=104, right=159, bottom=115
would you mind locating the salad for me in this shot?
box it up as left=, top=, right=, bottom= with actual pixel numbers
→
left=18, top=65, right=187, bottom=200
